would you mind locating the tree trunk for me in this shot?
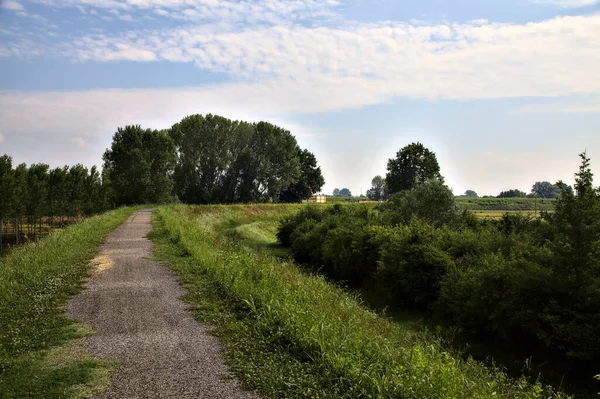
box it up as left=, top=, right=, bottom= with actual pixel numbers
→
left=14, top=218, right=19, bottom=245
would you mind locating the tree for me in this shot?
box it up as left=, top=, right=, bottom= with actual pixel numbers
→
left=367, top=175, right=387, bottom=200
left=464, top=190, right=478, bottom=197
left=103, top=125, right=176, bottom=206
left=339, top=188, right=352, bottom=197
left=26, top=163, right=49, bottom=236
left=0, top=155, right=14, bottom=250
left=280, top=148, right=325, bottom=203
left=531, top=181, right=561, bottom=198
left=170, top=114, right=303, bottom=204
left=332, top=188, right=340, bottom=197
left=497, top=189, right=526, bottom=198
left=386, top=142, right=443, bottom=195
left=383, top=178, right=459, bottom=227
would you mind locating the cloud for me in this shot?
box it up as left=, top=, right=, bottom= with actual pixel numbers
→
left=23, top=14, right=594, bottom=100
left=529, top=0, right=599, bottom=8
left=1, top=0, right=25, bottom=11
left=27, top=0, right=340, bottom=25
left=0, top=132, right=5, bottom=144
left=514, top=99, right=600, bottom=114
left=71, top=137, right=87, bottom=148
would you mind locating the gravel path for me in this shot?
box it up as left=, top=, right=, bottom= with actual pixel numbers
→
left=67, top=210, right=257, bottom=399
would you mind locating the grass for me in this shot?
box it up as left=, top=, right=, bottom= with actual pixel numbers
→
left=151, top=204, right=569, bottom=399
left=455, top=197, right=556, bottom=211
left=0, top=206, right=142, bottom=398
left=469, top=210, right=552, bottom=220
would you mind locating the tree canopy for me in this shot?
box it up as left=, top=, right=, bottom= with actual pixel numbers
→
left=279, top=148, right=325, bottom=203
left=386, top=142, right=442, bottom=195
left=366, top=175, right=388, bottom=200
left=531, top=181, right=561, bottom=198
left=497, top=189, right=527, bottom=198
left=103, top=125, right=176, bottom=206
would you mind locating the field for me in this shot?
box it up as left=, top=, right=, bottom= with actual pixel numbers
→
left=151, top=204, right=569, bottom=399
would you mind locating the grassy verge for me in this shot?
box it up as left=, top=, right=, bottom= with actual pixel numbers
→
left=151, top=204, right=569, bottom=399
left=0, top=206, right=142, bottom=398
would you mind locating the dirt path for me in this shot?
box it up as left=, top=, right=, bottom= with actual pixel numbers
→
left=67, top=210, right=257, bottom=399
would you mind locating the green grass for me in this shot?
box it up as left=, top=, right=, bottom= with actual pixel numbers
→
left=455, top=197, right=556, bottom=211
left=0, top=206, right=142, bottom=398
left=151, top=204, right=569, bottom=399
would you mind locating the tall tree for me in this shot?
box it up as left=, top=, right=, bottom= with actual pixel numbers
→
left=531, top=181, right=561, bottom=198
left=280, top=148, right=325, bottom=203
left=386, top=142, right=442, bottom=194
left=332, top=188, right=340, bottom=197
left=26, top=163, right=49, bottom=236
left=0, top=155, right=15, bottom=249
left=367, top=175, right=387, bottom=200
left=170, top=114, right=302, bottom=204
left=339, top=188, right=352, bottom=197
left=464, top=190, right=478, bottom=197
left=103, top=125, right=176, bottom=206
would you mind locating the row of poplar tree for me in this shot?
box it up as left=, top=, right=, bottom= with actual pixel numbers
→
left=0, top=156, right=111, bottom=248
left=0, top=113, right=325, bottom=248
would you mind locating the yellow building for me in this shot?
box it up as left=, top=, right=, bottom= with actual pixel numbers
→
left=307, top=194, right=327, bottom=203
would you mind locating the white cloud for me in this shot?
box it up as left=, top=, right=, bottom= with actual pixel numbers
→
left=0, top=132, right=5, bottom=144
left=514, top=99, right=600, bottom=114
left=529, top=0, right=598, bottom=8
left=71, top=137, right=87, bottom=148
left=1, top=0, right=25, bottom=11
left=28, top=0, right=340, bottom=25
left=30, top=14, right=594, bottom=100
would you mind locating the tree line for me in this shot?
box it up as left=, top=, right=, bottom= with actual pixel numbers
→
left=0, top=156, right=111, bottom=249
left=1, top=113, right=325, bottom=248
left=103, top=114, right=324, bottom=206
left=279, top=144, right=600, bottom=395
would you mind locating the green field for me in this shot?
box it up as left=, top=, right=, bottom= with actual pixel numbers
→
left=151, top=204, right=568, bottom=399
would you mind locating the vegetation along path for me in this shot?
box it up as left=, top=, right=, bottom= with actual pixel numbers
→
left=66, top=210, right=257, bottom=399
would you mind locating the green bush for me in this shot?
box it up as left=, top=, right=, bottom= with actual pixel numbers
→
left=375, top=219, right=455, bottom=310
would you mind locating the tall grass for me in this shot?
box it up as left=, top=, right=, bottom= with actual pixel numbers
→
left=154, top=204, right=569, bottom=399
left=0, top=206, right=142, bottom=398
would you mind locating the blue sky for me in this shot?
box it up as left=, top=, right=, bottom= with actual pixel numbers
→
left=0, top=0, right=599, bottom=196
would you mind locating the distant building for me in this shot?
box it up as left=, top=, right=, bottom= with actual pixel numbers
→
left=307, top=194, right=327, bottom=203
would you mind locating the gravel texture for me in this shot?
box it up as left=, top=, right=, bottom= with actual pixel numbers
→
left=67, top=210, right=257, bottom=399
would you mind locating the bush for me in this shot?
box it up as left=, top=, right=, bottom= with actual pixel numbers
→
left=381, top=179, right=460, bottom=227
left=375, top=219, right=455, bottom=310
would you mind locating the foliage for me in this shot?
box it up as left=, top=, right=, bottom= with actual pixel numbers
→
left=531, top=181, right=562, bottom=198
left=366, top=175, right=388, bottom=200
left=497, top=189, right=527, bottom=198
left=103, top=125, right=177, bottom=206
left=279, top=148, right=325, bottom=203
left=339, top=188, right=352, bottom=197
left=279, top=154, right=600, bottom=396
left=0, top=155, right=112, bottom=250
left=332, top=188, right=340, bottom=196
left=382, top=178, right=460, bottom=227
left=386, top=142, right=443, bottom=194
left=464, top=190, right=478, bottom=197
left=170, top=114, right=321, bottom=204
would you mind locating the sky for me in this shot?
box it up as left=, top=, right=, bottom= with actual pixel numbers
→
left=0, top=0, right=599, bottom=197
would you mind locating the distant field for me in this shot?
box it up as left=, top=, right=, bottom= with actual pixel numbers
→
left=455, top=197, right=556, bottom=211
